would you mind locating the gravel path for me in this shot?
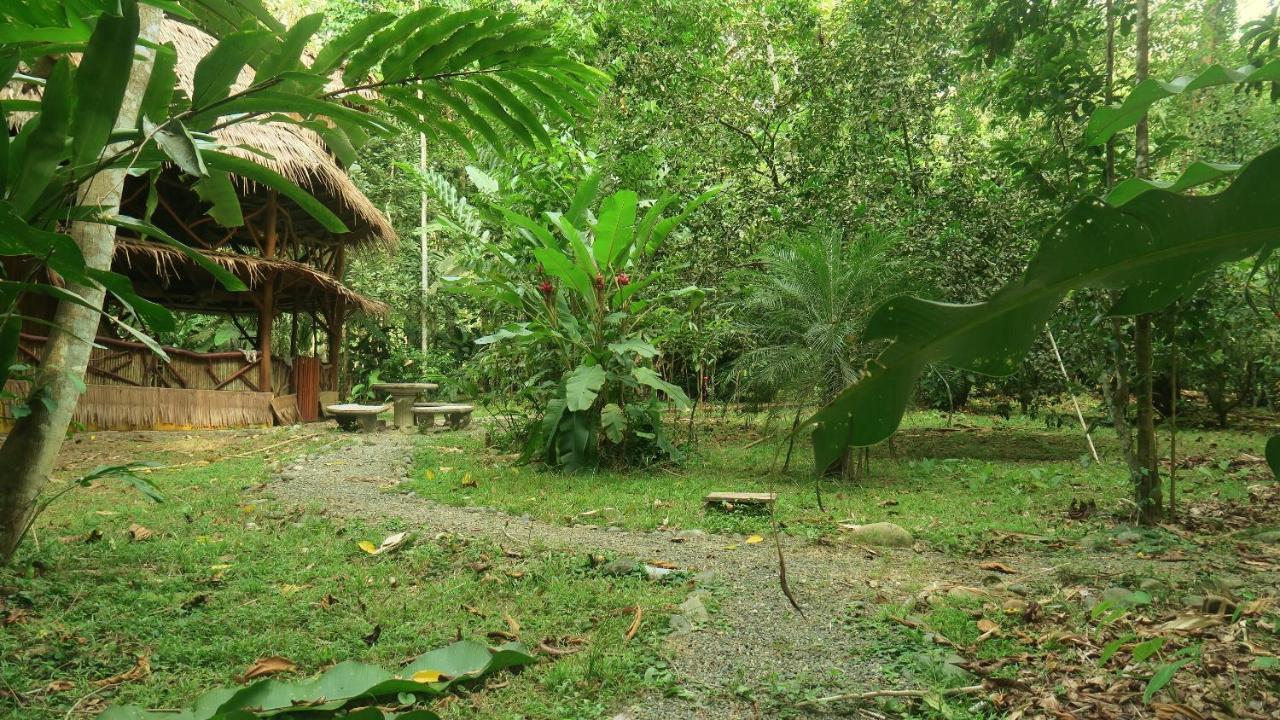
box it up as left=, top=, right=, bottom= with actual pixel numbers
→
left=268, top=430, right=962, bottom=718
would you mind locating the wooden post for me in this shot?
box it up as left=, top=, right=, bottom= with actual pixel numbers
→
left=328, top=245, right=346, bottom=394
left=258, top=192, right=279, bottom=394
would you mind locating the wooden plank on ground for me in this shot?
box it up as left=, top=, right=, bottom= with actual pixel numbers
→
left=703, top=491, right=776, bottom=506
left=271, top=394, right=301, bottom=425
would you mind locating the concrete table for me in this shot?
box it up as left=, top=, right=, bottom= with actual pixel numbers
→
left=371, top=382, right=439, bottom=429
left=326, top=403, right=392, bottom=433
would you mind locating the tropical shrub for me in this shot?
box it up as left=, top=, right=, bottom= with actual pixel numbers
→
left=455, top=177, right=718, bottom=469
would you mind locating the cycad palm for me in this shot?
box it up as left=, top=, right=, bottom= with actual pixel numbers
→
left=735, top=228, right=907, bottom=407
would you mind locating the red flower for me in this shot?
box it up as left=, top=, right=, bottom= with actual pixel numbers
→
left=615, top=272, right=631, bottom=286
left=538, top=280, right=555, bottom=297
left=594, top=273, right=606, bottom=289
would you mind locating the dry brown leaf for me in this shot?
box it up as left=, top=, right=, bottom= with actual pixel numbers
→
left=646, top=559, right=678, bottom=569
left=504, top=613, right=521, bottom=639
left=94, top=655, right=150, bottom=687
left=978, top=619, right=1000, bottom=633
left=462, top=604, right=485, bottom=617
left=237, top=656, right=296, bottom=683
left=126, top=524, right=154, bottom=542
left=624, top=606, right=643, bottom=643
left=44, top=680, right=75, bottom=694
left=1156, top=614, right=1222, bottom=633
left=979, top=561, right=1017, bottom=574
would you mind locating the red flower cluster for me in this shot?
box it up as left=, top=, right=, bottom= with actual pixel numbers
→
left=538, top=279, right=555, bottom=297
left=615, top=272, right=631, bottom=286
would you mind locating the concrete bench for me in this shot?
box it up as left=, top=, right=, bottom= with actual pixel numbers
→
left=326, top=403, right=391, bottom=433
left=412, top=403, right=474, bottom=430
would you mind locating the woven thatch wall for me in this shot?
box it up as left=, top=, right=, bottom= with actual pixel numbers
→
left=1, top=382, right=273, bottom=430
left=17, top=334, right=291, bottom=393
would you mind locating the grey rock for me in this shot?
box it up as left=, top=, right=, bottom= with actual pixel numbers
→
left=1101, top=586, right=1140, bottom=607
left=947, top=586, right=993, bottom=602
left=693, top=570, right=718, bottom=584
left=1182, top=594, right=1205, bottom=609
left=1114, top=529, right=1143, bottom=545
left=600, top=559, right=639, bottom=577
left=643, top=565, right=675, bottom=581
left=667, top=614, right=694, bottom=637
left=1138, top=578, right=1165, bottom=593
left=842, top=522, right=914, bottom=547
left=679, top=595, right=710, bottom=624
left=1005, top=583, right=1031, bottom=597
left=674, top=529, right=706, bottom=541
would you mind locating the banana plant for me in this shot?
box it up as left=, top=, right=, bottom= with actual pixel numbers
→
left=805, top=143, right=1280, bottom=470
left=456, top=176, right=718, bottom=469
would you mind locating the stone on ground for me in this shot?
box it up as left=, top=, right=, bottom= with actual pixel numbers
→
left=841, top=521, right=913, bottom=547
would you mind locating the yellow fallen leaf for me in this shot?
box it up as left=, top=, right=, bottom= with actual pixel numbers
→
left=723, top=544, right=738, bottom=550
left=357, top=540, right=378, bottom=554
left=745, top=535, right=764, bottom=544
left=425, top=470, right=436, bottom=481
left=461, top=473, right=476, bottom=488
left=412, top=669, right=442, bottom=683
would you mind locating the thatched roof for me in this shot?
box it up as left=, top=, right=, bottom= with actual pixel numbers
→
left=3, top=17, right=394, bottom=246
left=114, top=240, right=389, bottom=317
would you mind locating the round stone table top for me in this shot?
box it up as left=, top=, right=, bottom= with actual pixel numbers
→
left=371, top=382, right=439, bottom=394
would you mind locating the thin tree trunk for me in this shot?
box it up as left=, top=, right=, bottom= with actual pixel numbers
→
left=1133, top=0, right=1162, bottom=524
left=0, top=5, right=162, bottom=563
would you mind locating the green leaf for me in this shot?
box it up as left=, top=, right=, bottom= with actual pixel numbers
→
left=1132, top=637, right=1165, bottom=663
left=632, top=367, right=689, bottom=408
left=565, top=364, right=606, bottom=412
left=593, top=190, right=637, bottom=271
left=450, top=80, right=537, bottom=149
left=87, top=268, right=173, bottom=333
left=139, top=42, right=178, bottom=123
left=10, top=57, right=72, bottom=217
left=203, top=151, right=348, bottom=233
left=1087, top=60, right=1280, bottom=146
left=464, top=165, right=498, bottom=195
left=475, top=323, right=533, bottom=345
left=533, top=247, right=594, bottom=302
left=149, top=118, right=206, bottom=177
left=608, top=339, right=658, bottom=359
left=1266, top=435, right=1280, bottom=479
left=191, top=30, right=273, bottom=109
left=69, top=0, right=139, bottom=171
left=566, top=172, right=600, bottom=227
left=254, top=12, right=322, bottom=82
left=646, top=186, right=720, bottom=255
left=472, top=75, right=551, bottom=146
left=342, top=6, right=446, bottom=85
left=601, top=402, right=625, bottom=443
left=192, top=170, right=243, bottom=227
left=1107, top=161, right=1241, bottom=206
left=105, top=215, right=246, bottom=291
left=806, top=145, right=1280, bottom=470
left=1143, top=658, right=1193, bottom=704
left=0, top=26, right=90, bottom=45
left=312, top=12, right=396, bottom=75
left=0, top=201, right=89, bottom=283
left=1098, top=633, right=1136, bottom=666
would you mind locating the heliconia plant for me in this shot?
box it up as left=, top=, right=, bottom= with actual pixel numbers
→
left=455, top=175, right=718, bottom=469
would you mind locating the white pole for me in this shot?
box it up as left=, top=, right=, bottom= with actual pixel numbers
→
left=1047, top=329, right=1100, bottom=463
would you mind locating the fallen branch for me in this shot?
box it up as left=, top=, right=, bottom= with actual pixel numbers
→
left=150, top=432, right=320, bottom=471
left=797, top=684, right=984, bottom=707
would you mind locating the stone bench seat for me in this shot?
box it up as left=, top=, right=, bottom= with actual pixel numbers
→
left=412, top=403, right=475, bottom=430
left=326, top=403, right=391, bottom=432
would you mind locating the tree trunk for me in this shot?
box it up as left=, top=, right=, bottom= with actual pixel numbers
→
left=0, top=5, right=162, bottom=563
left=1133, top=0, right=1162, bottom=524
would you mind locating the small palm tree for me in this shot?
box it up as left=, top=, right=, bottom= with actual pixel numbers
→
left=732, top=227, right=910, bottom=472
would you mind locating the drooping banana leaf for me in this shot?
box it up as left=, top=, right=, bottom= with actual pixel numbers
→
left=1086, top=60, right=1280, bottom=146
left=807, top=144, right=1280, bottom=469
left=1105, top=160, right=1241, bottom=207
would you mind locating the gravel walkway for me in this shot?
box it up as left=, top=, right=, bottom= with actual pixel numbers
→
left=268, top=430, right=961, bottom=719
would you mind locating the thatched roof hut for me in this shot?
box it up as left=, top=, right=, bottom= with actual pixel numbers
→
left=3, top=17, right=398, bottom=425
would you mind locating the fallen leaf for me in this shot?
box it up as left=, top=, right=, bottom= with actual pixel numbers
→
left=461, top=473, right=476, bottom=488
left=1156, top=614, right=1222, bottom=633
left=358, top=540, right=378, bottom=554
left=412, top=669, right=443, bottom=683
left=647, top=559, right=678, bottom=569
left=95, top=655, right=150, bottom=687
left=425, top=470, right=436, bottom=481
left=363, top=624, right=382, bottom=646
left=44, top=680, right=75, bottom=693
left=624, top=606, right=643, bottom=643
left=979, top=561, right=1017, bottom=574
left=504, top=613, right=521, bottom=638
left=745, top=535, right=764, bottom=544
left=463, top=604, right=485, bottom=617
left=237, top=656, right=296, bottom=683
left=317, top=593, right=339, bottom=609
left=126, top=524, right=154, bottom=542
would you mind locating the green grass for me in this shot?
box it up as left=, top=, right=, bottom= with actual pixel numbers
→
left=0, top=436, right=684, bottom=720
left=409, top=408, right=1271, bottom=551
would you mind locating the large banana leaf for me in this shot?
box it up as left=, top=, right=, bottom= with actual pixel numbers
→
left=96, top=640, right=534, bottom=720
left=1087, top=60, right=1280, bottom=146
left=807, top=145, right=1280, bottom=469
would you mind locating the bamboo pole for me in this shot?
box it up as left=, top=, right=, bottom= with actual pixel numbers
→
left=1047, top=329, right=1100, bottom=463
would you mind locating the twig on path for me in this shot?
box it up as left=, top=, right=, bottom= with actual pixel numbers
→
left=64, top=683, right=116, bottom=720
left=150, top=432, right=321, bottom=471
left=797, top=684, right=984, bottom=707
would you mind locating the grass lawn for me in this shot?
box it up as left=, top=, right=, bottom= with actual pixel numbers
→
left=409, top=408, right=1272, bottom=550
left=0, top=432, right=684, bottom=720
